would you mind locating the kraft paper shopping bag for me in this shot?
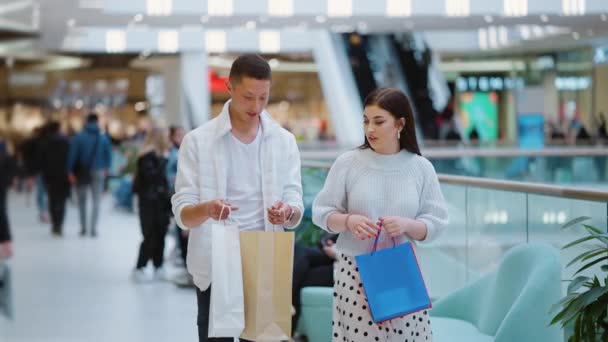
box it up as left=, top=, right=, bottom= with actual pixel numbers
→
left=239, top=231, right=294, bottom=341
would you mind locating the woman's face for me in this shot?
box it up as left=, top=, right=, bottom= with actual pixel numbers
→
left=363, top=105, right=404, bottom=153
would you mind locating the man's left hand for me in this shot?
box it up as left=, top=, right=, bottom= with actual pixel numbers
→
left=267, top=201, right=292, bottom=226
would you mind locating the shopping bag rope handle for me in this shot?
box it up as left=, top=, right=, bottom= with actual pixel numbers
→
left=371, top=222, right=396, bottom=255
left=218, top=203, right=242, bottom=226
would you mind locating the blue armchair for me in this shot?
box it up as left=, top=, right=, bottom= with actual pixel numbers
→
left=430, top=242, right=563, bottom=342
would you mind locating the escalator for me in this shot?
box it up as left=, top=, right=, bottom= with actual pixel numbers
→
left=341, top=32, right=450, bottom=140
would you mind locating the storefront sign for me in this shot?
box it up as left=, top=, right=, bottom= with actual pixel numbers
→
left=554, top=76, right=591, bottom=91
left=456, top=76, right=524, bottom=92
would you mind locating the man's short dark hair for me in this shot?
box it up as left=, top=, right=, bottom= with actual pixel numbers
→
left=229, top=54, right=271, bottom=84
left=86, top=113, right=98, bottom=124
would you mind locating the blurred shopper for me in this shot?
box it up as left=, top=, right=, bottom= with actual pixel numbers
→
left=292, top=233, right=337, bottom=335
left=39, top=122, right=70, bottom=236
left=68, top=113, right=112, bottom=237
left=19, top=125, right=48, bottom=222
left=0, top=139, right=16, bottom=258
left=312, top=88, right=448, bottom=342
left=171, top=54, right=303, bottom=342
left=166, top=126, right=193, bottom=287
left=132, top=128, right=171, bottom=282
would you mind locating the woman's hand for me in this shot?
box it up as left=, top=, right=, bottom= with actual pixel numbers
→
left=346, top=215, right=380, bottom=240
left=379, top=216, right=410, bottom=238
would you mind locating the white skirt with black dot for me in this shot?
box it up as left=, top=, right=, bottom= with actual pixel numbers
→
left=332, top=254, right=433, bottom=342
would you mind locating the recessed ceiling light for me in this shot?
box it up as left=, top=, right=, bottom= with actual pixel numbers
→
left=357, top=21, right=368, bottom=32
left=67, top=18, right=76, bottom=27
left=540, top=14, right=548, bottom=22
left=269, top=58, right=280, bottom=68
left=572, top=32, right=580, bottom=40
left=200, top=15, right=209, bottom=23
left=484, top=15, right=493, bottom=23
left=245, top=21, right=257, bottom=29
left=315, top=15, right=327, bottom=23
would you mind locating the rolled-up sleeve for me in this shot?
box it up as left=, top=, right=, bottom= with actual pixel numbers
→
left=171, top=134, right=200, bottom=229
left=282, top=136, right=304, bottom=229
left=416, top=159, right=449, bottom=243
left=312, top=153, right=352, bottom=233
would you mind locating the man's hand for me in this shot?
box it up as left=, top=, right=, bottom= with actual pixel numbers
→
left=267, top=201, right=292, bottom=225
left=205, top=199, right=238, bottom=221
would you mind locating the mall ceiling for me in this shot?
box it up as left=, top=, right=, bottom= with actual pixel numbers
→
left=2, top=1, right=608, bottom=61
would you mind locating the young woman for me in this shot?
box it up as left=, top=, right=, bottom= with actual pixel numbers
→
left=312, top=88, right=448, bottom=342
left=132, top=128, right=172, bottom=282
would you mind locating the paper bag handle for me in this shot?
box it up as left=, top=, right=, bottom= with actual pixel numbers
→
left=218, top=202, right=242, bottom=226
left=371, top=222, right=396, bottom=254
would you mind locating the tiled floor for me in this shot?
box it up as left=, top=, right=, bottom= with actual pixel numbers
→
left=0, top=191, right=197, bottom=342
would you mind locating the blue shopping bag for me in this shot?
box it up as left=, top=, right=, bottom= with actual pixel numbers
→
left=355, top=233, right=431, bottom=323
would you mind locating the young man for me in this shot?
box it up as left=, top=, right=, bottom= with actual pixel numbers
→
left=67, top=113, right=112, bottom=237
left=172, top=54, right=304, bottom=342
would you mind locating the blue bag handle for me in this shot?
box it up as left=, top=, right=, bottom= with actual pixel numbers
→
left=371, top=222, right=396, bottom=255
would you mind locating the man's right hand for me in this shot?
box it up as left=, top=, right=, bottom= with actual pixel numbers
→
left=205, top=200, right=238, bottom=221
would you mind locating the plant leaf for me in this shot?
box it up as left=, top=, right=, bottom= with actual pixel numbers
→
left=568, top=276, right=591, bottom=294
left=575, top=256, right=608, bottom=275
left=582, top=224, right=605, bottom=235
left=562, top=216, right=591, bottom=229
left=550, top=293, right=578, bottom=314
left=563, top=235, right=600, bottom=250
left=566, top=248, right=608, bottom=268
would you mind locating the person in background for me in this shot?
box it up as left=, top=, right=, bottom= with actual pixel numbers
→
left=292, top=233, right=337, bottom=335
left=0, top=138, right=16, bottom=258
left=132, top=128, right=171, bottom=282
left=67, top=113, right=112, bottom=237
left=166, top=125, right=193, bottom=287
left=312, top=88, right=448, bottom=342
left=38, top=122, right=70, bottom=236
left=19, top=125, right=48, bottom=223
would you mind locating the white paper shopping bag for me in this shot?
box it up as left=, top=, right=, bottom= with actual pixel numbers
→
left=208, top=207, right=245, bottom=338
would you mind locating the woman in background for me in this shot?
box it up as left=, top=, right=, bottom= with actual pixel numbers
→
left=132, top=128, right=171, bottom=282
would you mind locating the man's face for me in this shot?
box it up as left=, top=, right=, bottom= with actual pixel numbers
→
left=226, top=76, right=271, bottom=122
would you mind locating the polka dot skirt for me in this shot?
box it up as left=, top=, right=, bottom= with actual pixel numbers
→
left=332, top=254, right=433, bottom=342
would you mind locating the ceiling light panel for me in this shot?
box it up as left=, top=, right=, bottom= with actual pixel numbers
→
left=158, top=30, right=178, bottom=53
left=328, top=0, right=352, bottom=17
left=105, top=30, right=126, bottom=53
left=445, top=0, right=470, bottom=17
left=146, top=0, right=172, bottom=16
left=208, top=0, right=233, bottom=16
left=386, top=0, right=412, bottom=17
left=205, top=30, right=226, bottom=53
left=268, top=0, right=293, bottom=17
left=504, top=0, right=528, bottom=17
left=562, top=0, right=585, bottom=16
left=259, top=30, right=280, bottom=53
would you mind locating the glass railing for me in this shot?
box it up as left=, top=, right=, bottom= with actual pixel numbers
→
left=301, top=147, right=608, bottom=188
left=300, top=161, right=608, bottom=299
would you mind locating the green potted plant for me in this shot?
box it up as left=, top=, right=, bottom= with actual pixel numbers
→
left=550, top=216, right=608, bottom=341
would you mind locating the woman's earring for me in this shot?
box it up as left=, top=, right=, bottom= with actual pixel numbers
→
left=397, top=130, right=401, bottom=140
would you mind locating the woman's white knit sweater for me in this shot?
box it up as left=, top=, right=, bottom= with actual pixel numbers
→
left=312, top=148, right=449, bottom=256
